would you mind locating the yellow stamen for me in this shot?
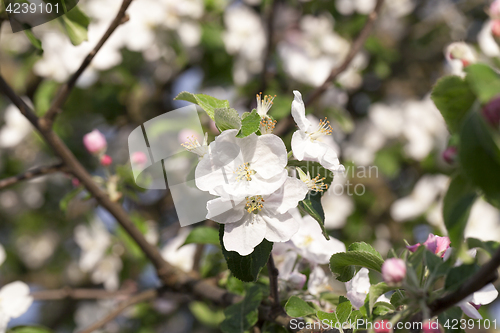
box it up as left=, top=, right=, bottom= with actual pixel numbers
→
left=260, top=116, right=277, bottom=134
left=245, top=196, right=265, bottom=214
left=256, top=92, right=276, bottom=116
left=234, top=162, right=256, bottom=182
left=309, top=117, right=333, bottom=140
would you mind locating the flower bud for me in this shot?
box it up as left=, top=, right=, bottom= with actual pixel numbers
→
left=288, top=272, right=307, bottom=290
left=72, top=178, right=80, bottom=187
left=492, top=20, right=500, bottom=37
left=423, top=234, right=450, bottom=258
left=100, top=154, right=113, bottom=167
left=490, top=0, right=500, bottom=19
left=131, top=151, right=148, bottom=167
left=423, top=320, right=443, bottom=333
left=442, top=146, right=457, bottom=164
left=381, top=258, right=406, bottom=285
left=83, top=130, right=107, bottom=155
left=446, top=42, right=475, bottom=68
left=482, top=96, right=500, bottom=128
left=374, top=319, right=392, bottom=333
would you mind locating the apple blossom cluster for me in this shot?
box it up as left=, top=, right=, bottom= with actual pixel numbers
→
left=181, top=90, right=344, bottom=255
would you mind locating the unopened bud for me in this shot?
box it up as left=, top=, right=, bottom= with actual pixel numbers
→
left=423, top=320, right=443, bottom=333
left=100, top=154, right=113, bottom=167
left=381, top=258, right=406, bottom=285
left=492, top=20, right=500, bottom=37
left=482, top=95, right=500, bottom=128
left=446, top=42, right=476, bottom=68
left=442, top=146, right=457, bottom=164
left=374, top=319, right=392, bottom=333
left=83, top=129, right=107, bottom=155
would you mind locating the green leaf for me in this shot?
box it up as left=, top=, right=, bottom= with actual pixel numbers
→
left=181, top=226, right=220, bottom=247
left=219, top=225, right=272, bottom=282
left=431, top=75, right=476, bottom=133
left=350, top=310, right=364, bottom=323
left=8, top=327, right=52, bottom=333
left=59, top=186, right=83, bottom=212
left=316, top=310, right=338, bottom=327
left=221, top=285, right=263, bottom=333
left=285, top=296, right=316, bottom=318
left=438, top=307, right=463, bottom=333
left=335, top=300, right=352, bottom=324
left=174, top=91, right=230, bottom=120
left=465, top=63, right=500, bottom=103
left=372, top=302, right=395, bottom=316
left=424, top=249, right=450, bottom=282
left=466, top=238, right=500, bottom=256
left=369, top=283, right=395, bottom=314
left=298, top=191, right=329, bottom=241
left=189, top=301, right=225, bottom=328
left=329, top=243, right=384, bottom=282
left=444, top=264, right=479, bottom=292
left=214, top=107, right=241, bottom=132
left=236, top=109, right=261, bottom=138
left=459, top=112, right=500, bottom=207
left=34, top=81, right=58, bottom=116
left=58, top=5, right=90, bottom=46
left=442, top=174, right=477, bottom=248
left=390, top=291, right=406, bottom=308
left=23, top=29, right=43, bottom=52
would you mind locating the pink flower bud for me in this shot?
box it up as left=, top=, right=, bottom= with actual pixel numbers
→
left=83, top=130, right=107, bottom=154
left=374, top=320, right=392, bottom=333
left=288, top=272, right=307, bottom=290
left=482, top=96, right=500, bottom=128
left=423, top=234, right=450, bottom=258
left=492, top=20, right=500, bottom=37
left=445, top=42, right=475, bottom=68
left=100, top=154, right=113, bottom=167
left=423, top=320, right=443, bottom=333
left=72, top=178, right=80, bottom=187
left=381, top=258, right=406, bottom=285
left=442, top=146, right=457, bottom=164
left=131, top=151, right=148, bottom=166
left=491, top=0, right=500, bottom=19
left=406, top=243, right=420, bottom=252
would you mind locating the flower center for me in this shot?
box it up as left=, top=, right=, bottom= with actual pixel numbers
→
left=302, top=235, right=314, bottom=247
left=245, top=195, right=265, bottom=214
left=260, top=116, right=277, bottom=134
left=308, top=117, right=332, bottom=141
left=235, top=162, right=256, bottom=182
left=181, top=133, right=209, bottom=157
left=296, top=167, right=328, bottom=192
left=256, top=92, right=276, bottom=116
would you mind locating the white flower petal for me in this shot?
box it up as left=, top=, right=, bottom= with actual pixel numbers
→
left=0, top=281, right=33, bottom=318
left=265, top=177, right=308, bottom=214
left=291, top=130, right=308, bottom=161
left=223, top=171, right=288, bottom=197
left=346, top=268, right=370, bottom=310
left=263, top=212, right=299, bottom=243
left=459, top=301, right=483, bottom=319
left=250, top=134, right=288, bottom=179
left=0, top=244, right=5, bottom=267
left=223, top=214, right=267, bottom=256
left=0, top=312, right=9, bottom=333
left=291, top=90, right=311, bottom=132
left=471, top=283, right=498, bottom=305
left=206, top=197, right=245, bottom=223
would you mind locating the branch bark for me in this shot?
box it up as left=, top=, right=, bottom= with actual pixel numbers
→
left=31, top=287, right=136, bottom=301
left=41, top=0, right=133, bottom=128
left=273, top=0, right=384, bottom=136
left=0, top=162, right=66, bottom=190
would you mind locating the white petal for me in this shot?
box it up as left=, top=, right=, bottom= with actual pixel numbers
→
left=471, top=283, right=498, bottom=305
left=459, top=302, right=482, bottom=319
left=263, top=212, right=299, bottom=243
left=265, top=177, right=309, bottom=214
left=0, top=312, right=8, bottom=333
left=0, top=281, right=33, bottom=318
left=291, top=90, right=311, bottom=131
left=291, top=130, right=308, bottom=161
left=250, top=134, right=288, bottom=179
left=223, top=170, right=288, bottom=197
left=346, top=268, right=370, bottom=310
left=223, top=214, right=267, bottom=256
left=206, top=197, right=245, bottom=223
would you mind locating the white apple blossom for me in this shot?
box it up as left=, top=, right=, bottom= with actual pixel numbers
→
left=335, top=0, right=376, bottom=15
left=181, top=132, right=210, bottom=157
left=0, top=281, right=33, bottom=333
left=445, top=42, right=476, bottom=76
left=291, top=91, right=345, bottom=173
left=0, top=104, right=33, bottom=149
left=458, top=283, right=498, bottom=319
left=207, top=177, right=308, bottom=255
left=91, top=255, right=123, bottom=291
left=161, top=228, right=197, bottom=273
left=195, top=129, right=288, bottom=197
left=321, top=176, right=355, bottom=229
left=345, top=268, right=390, bottom=309
left=74, top=219, right=111, bottom=272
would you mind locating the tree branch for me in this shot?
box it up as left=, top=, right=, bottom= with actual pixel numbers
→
left=31, top=287, right=136, bottom=301
left=0, top=162, right=66, bottom=190
left=41, top=0, right=133, bottom=128
left=77, top=289, right=157, bottom=333
left=273, top=0, right=384, bottom=136
left=267, top=254, right=280, bottom=308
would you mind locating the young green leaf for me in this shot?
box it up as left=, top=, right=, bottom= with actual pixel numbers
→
left=329, top=243, right=384, bottom=282
left=220, top=285, right=263, bottom=333
left=181, top=226, right=220, bottom=247
left=285, top=296, right=316, bottom=318
left=174, top=91, right=230, bottom=120
left=431, top=75, right=475, bottom=133
left=444, top=264, right=479, bottom=292
left=466, top=238, right=500, bottom=256
left=236, top=109, right=260, bottom=138
left=214, top=107, right=241, bottom=132
left=219, top=225, right=272, bottom=282
left=369, top=283, right=395, bottom=314
left=298, top=191, right=329, bottom=240
left=60, top=14, right=88, bottom=45
left=335, top=300, right=352, bottom=325
left=24, top=29, right=43, bottom=53
left=465, top=63, right=500, bottom=103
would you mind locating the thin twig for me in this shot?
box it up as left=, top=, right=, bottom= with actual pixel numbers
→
left=31, top=287, right=135, bottom=301
left=267, top=254, right=280, bottom=308
left=41, top=0, right=133, bottom=128
left=273, top=0, right=385, bottom=136
left=77, top=289, right=157, bottom=333
left=0, top=162, right=66, bottom=190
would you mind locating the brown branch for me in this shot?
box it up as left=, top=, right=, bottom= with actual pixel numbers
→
left=273, top=0, right=384, bottom=136
left=267, top=254, right=280, bottom=308
left=31, top=287, right=135, bottom=301
left=40, top=0, right=133, bottom=128
left=0, top=162, right=66, bottom=190
left=77, top=289, right=157, bottom=333
left=429, top=246, right=500, bottom=317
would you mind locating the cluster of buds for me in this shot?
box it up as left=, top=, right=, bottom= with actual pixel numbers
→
left=83, top=129, right=113, bottom=167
